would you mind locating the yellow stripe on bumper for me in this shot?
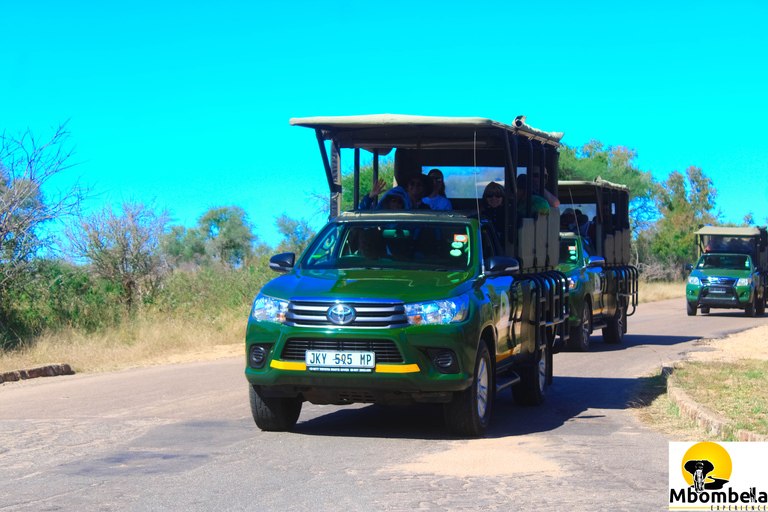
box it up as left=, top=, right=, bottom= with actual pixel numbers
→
left=270, top=360, right=307, bottom=371
left=269, top=360, right=420, bottom=374
left=375, top=364, right=420, bottom=373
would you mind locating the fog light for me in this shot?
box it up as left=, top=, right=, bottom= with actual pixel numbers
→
left=428, top=349, right=459, bottom=374
left=249, top=345, right=268, bottom=369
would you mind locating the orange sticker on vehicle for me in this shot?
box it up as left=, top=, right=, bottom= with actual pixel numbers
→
left=454, top=234, right=468, bottom=243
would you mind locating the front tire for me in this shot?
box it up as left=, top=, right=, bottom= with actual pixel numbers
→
left=756, top=297, right=766, bottom=317
left=567, top=303, right=591, bottom=352
left=444, top=340, right=493, bottom=437
left=687, top=301, right=698, bottom=316
left=249, top=385, right=303, bottom=431
left=603, top=304, right=625, bottom=344
left=512, top=333, right=547, bottom=406
left=745, top=298, right=755, bottom=317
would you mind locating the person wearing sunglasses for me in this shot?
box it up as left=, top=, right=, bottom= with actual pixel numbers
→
left=423, top=168, right=452, bottom=210
left=481, top=181, right=508, bottom=240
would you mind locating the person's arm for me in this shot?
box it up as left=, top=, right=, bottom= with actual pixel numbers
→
left=358, top=179, right=387, bottom=209
left=542, top=188, right=560, bottom=207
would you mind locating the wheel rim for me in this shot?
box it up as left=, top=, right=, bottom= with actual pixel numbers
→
left=537, top=346, right=547, bottom=392
left=476, top=357, right=488, bottom=419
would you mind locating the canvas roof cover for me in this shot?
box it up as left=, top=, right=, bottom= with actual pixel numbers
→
left=289, top=114, right=564, bottom=145
left=696, top=226, right=762, bottom=237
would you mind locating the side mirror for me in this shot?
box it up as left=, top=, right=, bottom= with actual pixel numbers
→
left=269, top=253, right=295, bottom=273
left=586, top=256, right=605, bottom=269
left=485, top=256, right=520, bottom=276
left=684, top=263, right=693, bottom=272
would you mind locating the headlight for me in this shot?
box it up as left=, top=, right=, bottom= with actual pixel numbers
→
left=737, top=277, right=752, bottom=286
left=688, top=276, right=700, bottom=285
left=251, top=294, right=288, bottom=323
left=406, top=295, right=469, bottom=325
left=568, top=276, right=579, bottom=290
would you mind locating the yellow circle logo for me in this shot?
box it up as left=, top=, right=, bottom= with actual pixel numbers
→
left=681, top=442, right=732, bottom=491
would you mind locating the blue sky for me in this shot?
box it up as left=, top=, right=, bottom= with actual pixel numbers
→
left=2, top=0, right=767, bottom=247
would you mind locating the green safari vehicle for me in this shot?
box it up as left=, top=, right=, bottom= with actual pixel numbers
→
left=245, top=114, right=570, bottom=437
left=685, top=226, right=768, bottom=316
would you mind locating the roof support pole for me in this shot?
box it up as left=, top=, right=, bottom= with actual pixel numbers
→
left=330, top=140, right=341, bottom=219
left=373, top=149, right=379, bottom=208
left=354, top=148, right=360, bottom=210
left=549, top=147, right=559, bottom=200
left=537, top=141, right=546, bottom=197
left=525, top=139, right=534, bottom=218
left=504, top=132, right=518, bottom=257
left=315, top=129, right=334, bottom=192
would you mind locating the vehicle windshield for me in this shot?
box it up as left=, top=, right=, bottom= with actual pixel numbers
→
left=696, top=254, right=751, bottom=270
left=301, top=221, right=473, bottom=271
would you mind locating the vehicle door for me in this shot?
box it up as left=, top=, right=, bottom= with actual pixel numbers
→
left=583, top=240, right=606, bottom=314
left=480, top=224, right=515, bottom=357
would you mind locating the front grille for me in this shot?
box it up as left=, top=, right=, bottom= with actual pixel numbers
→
left=286, top=298, right=408, bottom=329
left=701, top=277, right=737, bottom=286
left=281, top=338, right=403, bottom=363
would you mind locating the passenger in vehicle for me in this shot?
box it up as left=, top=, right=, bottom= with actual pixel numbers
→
left=404, top=173, right=433, bottom=210
left=358, top=228, right=386, bottom=260
left=561, top=208, right=577, bottom=231
left=379, top=190, right=407, bottom=209
left=531, top=166, right=560, bottom=208
left=516, top=174, right=550, bottom=217
left=358, top=179, right=411, bottom=210
left=423, top=169, right=452, bottom=210
left=481, top=182, right=508, bottom=240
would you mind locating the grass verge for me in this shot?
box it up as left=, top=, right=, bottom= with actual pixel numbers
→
left=631, top=360, right=768, bottom=440
left=637, top=280, right=684, bottom=304
left=0, top=307, right=247, bottom=374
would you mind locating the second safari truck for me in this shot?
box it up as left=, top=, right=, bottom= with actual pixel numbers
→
left=245, top=114, right=569, bottom=437
left=557, top=179, right=639, bottom=351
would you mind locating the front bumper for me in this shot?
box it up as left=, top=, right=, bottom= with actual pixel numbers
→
left=244, top=320, right=479, bottom=405
left=686, top=284, right=753, bottom=309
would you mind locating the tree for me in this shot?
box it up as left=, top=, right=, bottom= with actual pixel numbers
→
left=161, top=225, right=206, bottom=267
left=650, top=166, right=717, bottom=266
left=275, top=214, right=316, bottom=255
left=197, top=206, right=256, bottom=266
left=0, top=123, right=88, bottom=294
left=559, top=141, right=656, bottom=232
left=65, top=200, right=170, bottom=310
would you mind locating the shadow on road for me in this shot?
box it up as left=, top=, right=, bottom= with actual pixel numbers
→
left=585, top=333, right=703, bottom=352
left=291, top=372, right=658, bottom=440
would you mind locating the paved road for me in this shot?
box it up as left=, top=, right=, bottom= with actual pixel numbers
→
left=2, top=298, right=767, bottom=511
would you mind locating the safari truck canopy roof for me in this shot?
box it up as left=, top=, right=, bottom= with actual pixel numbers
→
left=289, top=114, right=564, bottom=147
left=696, top=226, right=762, bottom=237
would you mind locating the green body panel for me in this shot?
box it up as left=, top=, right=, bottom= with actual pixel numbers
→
left=558, top=234, right=602, bottom=325
left=557, top=234, right=624, bottom=325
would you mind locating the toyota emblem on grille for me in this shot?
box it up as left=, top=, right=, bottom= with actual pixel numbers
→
left=710, top=277, right=720, bottom=283
left=328, top=304, right=356, bottom=325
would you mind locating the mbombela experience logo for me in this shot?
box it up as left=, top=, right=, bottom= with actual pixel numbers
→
left=669, top=442, right=768, bottom=510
